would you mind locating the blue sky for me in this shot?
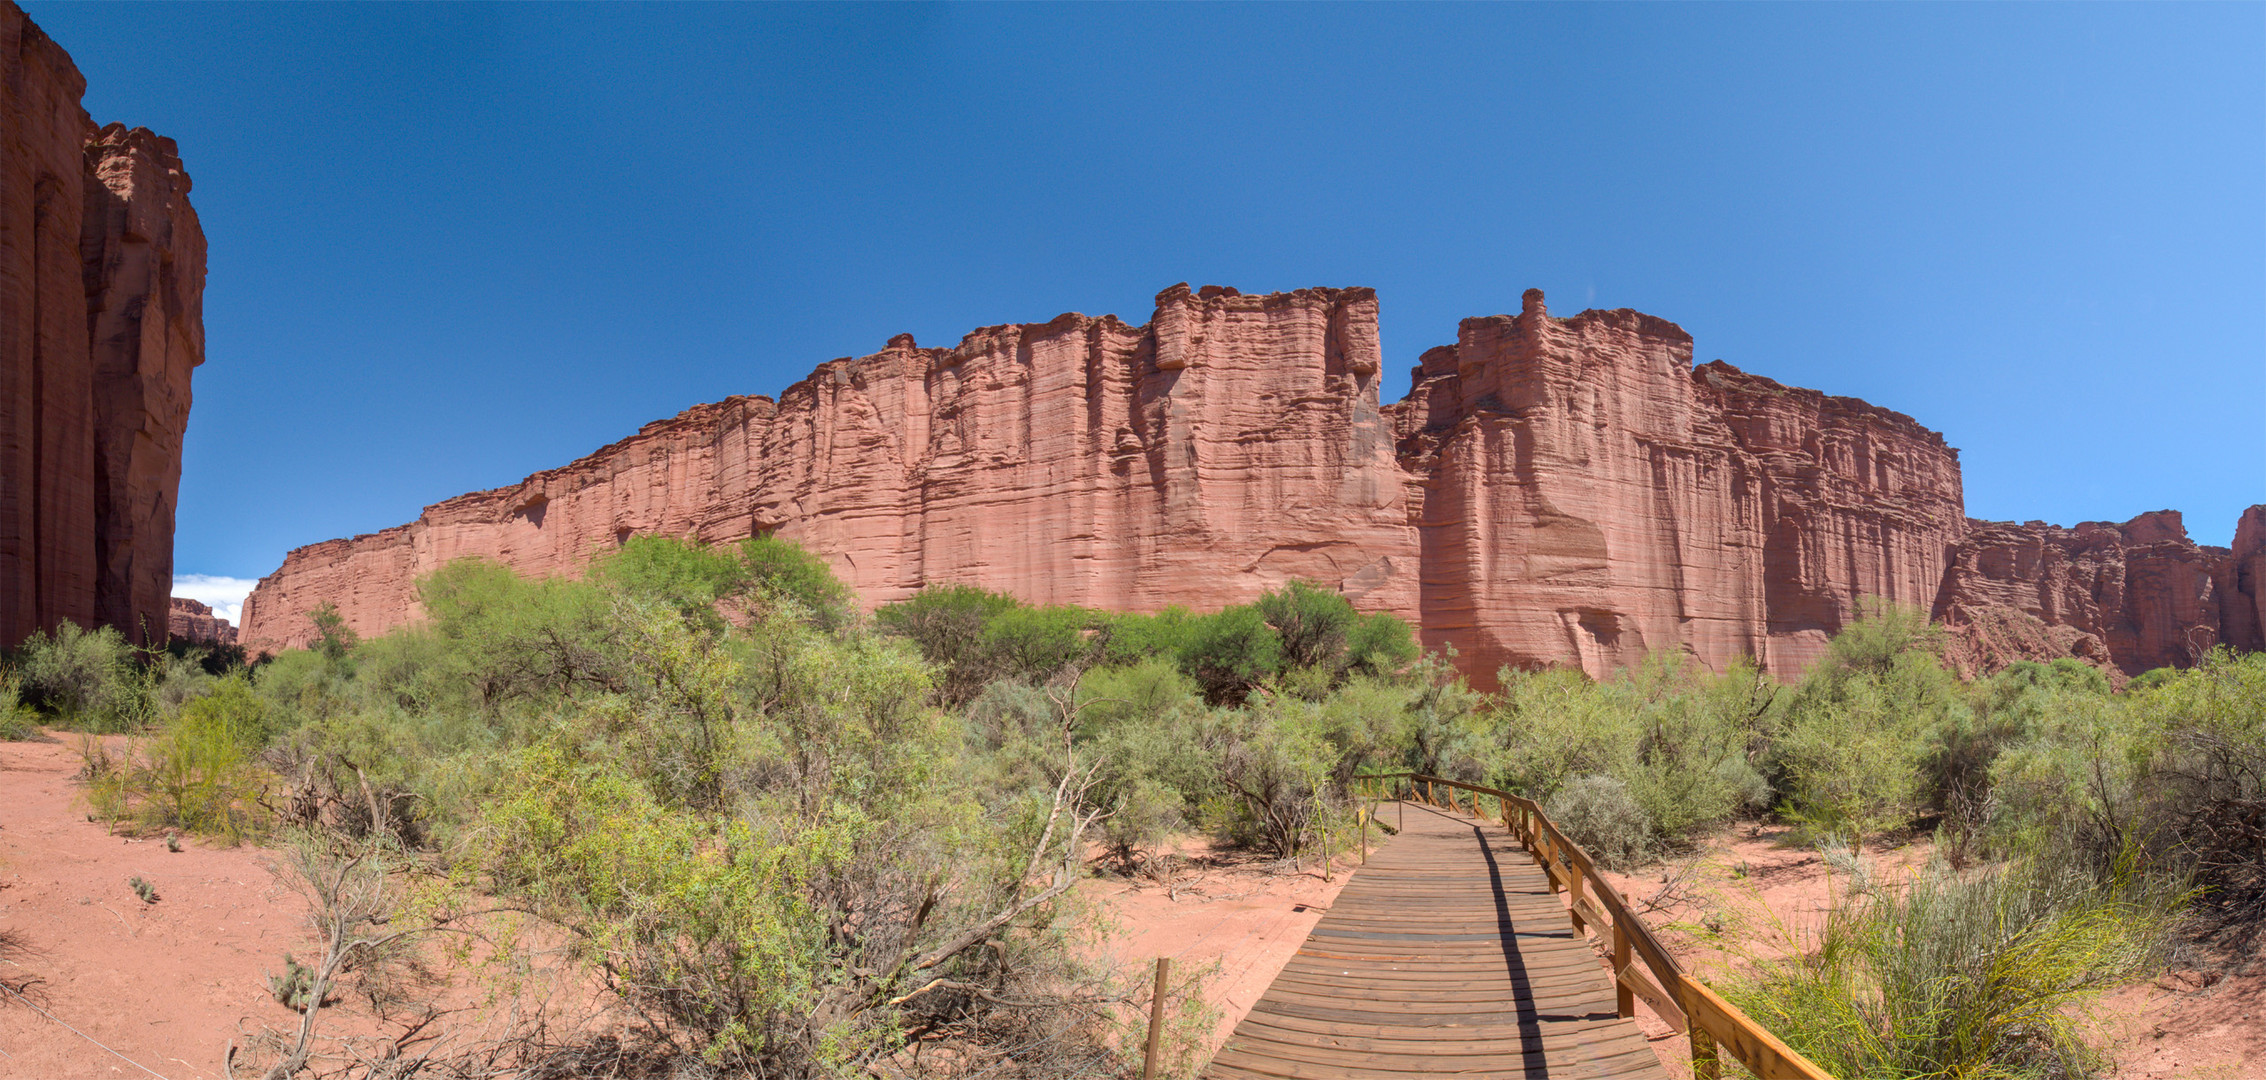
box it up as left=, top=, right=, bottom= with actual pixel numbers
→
left=27, top=2, right=2264, bottom=618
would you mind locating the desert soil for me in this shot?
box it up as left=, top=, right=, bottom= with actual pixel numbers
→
left=5, top=743, right=2258, bottom=1080
left=0, top=733, right=321, bottom=1080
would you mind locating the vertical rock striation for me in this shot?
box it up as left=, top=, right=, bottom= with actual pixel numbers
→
left=1384, top=289, right=1965, bottom=680
left=1, top=2, right=205, bottom=648
left=243, top=286, right=1418, bottom=651
left=235, top=281, right=2260, bottom=683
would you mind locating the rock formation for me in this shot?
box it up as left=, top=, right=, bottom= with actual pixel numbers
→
left=245, top=279, right=2260, bottom=683
left=1386, top=289, right=1965, bottom=678
left=167, top=596, right=235, bottom=647
left=243, top=284, right=1421, bottom=654
left=1, top=3, right=205, bottom=649
left=1936, top=510, right=2264, bottom=677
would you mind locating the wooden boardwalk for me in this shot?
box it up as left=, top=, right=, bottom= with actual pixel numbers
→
left=1204, top=800, right=1670, bottom=1079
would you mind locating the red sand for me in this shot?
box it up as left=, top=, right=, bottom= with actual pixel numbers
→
left=1076, top=838, right=1361, bottom=1058
left=5, top=742, right=2258, bottom=1080
left=0, top=733, right=320, bottom=1080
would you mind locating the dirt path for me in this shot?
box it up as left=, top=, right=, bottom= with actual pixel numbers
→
left=0, top=733, right=317, bottom=1080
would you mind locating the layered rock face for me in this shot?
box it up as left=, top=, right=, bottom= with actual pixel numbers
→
left=244, top=285, right=1417, bottom=652
left=1937, top=510, right=2265, bottom=676
left=167, top=596, right=235, bottom=646
left=237, top=278, right=2259, bottom=682
left=1, top=3, right=205, bottom=649
left=1385, top=289, right=1964, bottom=678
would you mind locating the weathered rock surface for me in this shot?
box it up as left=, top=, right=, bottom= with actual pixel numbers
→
left=167, top=596, right=234, bottom=646
left=1386, top=289, right=1965, bottom=679
left=238, top=282, right=2261, bottom=684
left=243, top=284, right=1420, bottom=654
left=1936, top=511, right=2263, bottom=676
left=1, top=3, right=205, bottom=649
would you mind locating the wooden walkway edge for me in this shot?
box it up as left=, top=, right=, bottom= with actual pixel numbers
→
left=1203, top=800, right=1670, bottom=1079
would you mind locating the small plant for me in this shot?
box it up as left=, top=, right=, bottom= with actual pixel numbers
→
left=269, top=953, right=319, bottom=1012
left=165, top=831, right=181, bottom=853
left=128, top=875, right=157, bottom=903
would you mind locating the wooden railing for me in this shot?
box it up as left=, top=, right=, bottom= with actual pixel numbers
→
left=1353, top=772, right=1833, bottom=1080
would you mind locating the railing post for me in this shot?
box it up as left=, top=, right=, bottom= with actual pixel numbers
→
left=1143, top=956, right=1171, bottom=1079
left=1360, top=801, right=1369, bottom=864
left=1568, top=863, right=1587, bottom=933
left=1613, top=923, right=1634, bottom=1018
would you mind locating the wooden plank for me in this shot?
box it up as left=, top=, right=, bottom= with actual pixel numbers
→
left=1201, top=799, right=1671, bottom=1079
left=1617, top=963, right=1687, bottom=1032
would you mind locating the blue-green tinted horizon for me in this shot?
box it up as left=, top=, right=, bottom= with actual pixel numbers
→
left=27, top=1, right=2263, bottom=576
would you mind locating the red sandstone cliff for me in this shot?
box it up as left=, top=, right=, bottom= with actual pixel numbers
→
left=243, top=284, right=1418, bottom=654
left=1, top=3, right=205, bottom=649
left=221, top=281, right=1997, bottom=684
left=1385, top=289, right=1965, bottom=678
left=1936, top=510, right=2264, bottom=677
left=166, top=596, right=235, bottom=647
left=238, top=280, right=2261, bottom=681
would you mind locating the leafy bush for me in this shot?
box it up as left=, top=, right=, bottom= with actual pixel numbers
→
left=1178, top=605, right=1281, bottom=705
left=1544, top=774, right=1656, bottom=870
left=0, top=671, right=37, bottom=740
left=1460, top=655, right=1764, bottom=855
left=874, top=584, right=1024, bottom=706
left=1725, top=852, right=2183, bottom=1079
left=16, top=621, right=145, bottom=731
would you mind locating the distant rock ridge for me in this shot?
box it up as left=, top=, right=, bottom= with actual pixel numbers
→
left=237, top=283, right=2264, bottom=684
left=1, top=2, right=208, bottom=650
left=167, top=597, right=235, bottom=647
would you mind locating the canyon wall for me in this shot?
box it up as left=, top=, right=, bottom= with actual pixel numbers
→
left=242, top=284, right=1422, bottom=654
left=166, top=596, right=234, bottom=647
left=1, top=3, right=205, bottom=649
left=1384, top=289, right=1964, bottom=678
left=1936, top=510, right=2265, bottom=678
left=245, top=281, right=2265, bottom=683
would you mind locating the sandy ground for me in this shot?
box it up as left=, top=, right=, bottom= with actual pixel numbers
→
left=0, top=732, right=321, bottom=1080
left=6, top=740, right=2258, bottom=1080
left=1092, top=813, right=2266, bottom=1080
left=1588, top=824, right=2266, bottom=1080
left=1076, top=838, right=1357, bottom=1060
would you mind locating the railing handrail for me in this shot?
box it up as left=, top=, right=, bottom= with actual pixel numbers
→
left=1351, top=771, right=1834, bottom=1080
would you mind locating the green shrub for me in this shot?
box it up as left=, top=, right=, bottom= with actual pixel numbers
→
left=17, top=621, right=143, bottom=731
left=1256, top=581, right=1354, bottom=673
left=735, top=534, right=853, bottom=628
left=0, top=671, right=37, bottom=740
left=1544, top=774, right=1656, bottom=870
left=874, top=584, right=1024, bottom=706
left=1178, top=605, right=1281, bottom=705
left=980, top=604, right=1095, bottom=684
left=1345, top=611, right=1420, bottom=679
left=1724, top=852, right=2183, bottom=1078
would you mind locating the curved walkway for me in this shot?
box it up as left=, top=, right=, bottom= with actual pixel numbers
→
left=1203, top=800, right=1669, bottom=1079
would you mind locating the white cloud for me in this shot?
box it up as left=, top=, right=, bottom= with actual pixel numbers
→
left=173, top=574, right=258, bottom=627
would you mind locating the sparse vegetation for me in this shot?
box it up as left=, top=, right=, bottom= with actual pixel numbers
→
left=128, top=875, right=158, bottom=903
left=15, top=559, right=2258, bottom=1078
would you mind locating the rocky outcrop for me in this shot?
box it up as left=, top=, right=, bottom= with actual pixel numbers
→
left=1936, top=511, right=2262, bottom=676
left=236, top=280, right=2260, bottom=684
left=244, top=285, right=1417, bottom=653
left=167, top=597, right=234, bottom=647
left=1386, top=289, right=1964, bottom=679
left=1, top=3, right=205, bottom=649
